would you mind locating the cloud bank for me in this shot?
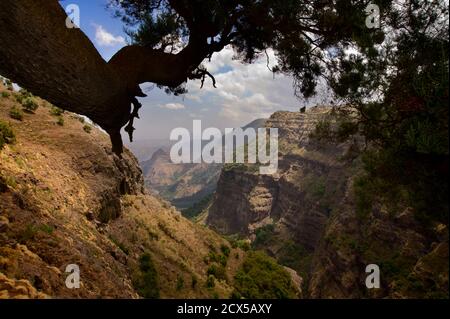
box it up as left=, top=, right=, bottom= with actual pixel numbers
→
left=93, top=24, right=126, bottom=47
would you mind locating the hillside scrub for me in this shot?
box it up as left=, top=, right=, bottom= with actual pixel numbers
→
left=233, top=251, right=298, bottom=299
left=0, top=120, right=15, bottom=149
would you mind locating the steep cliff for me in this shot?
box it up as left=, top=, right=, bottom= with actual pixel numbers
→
left=207, top=108, right=449, bottom=298
left=208, top=108, right=352, bottom=249
left=0, top=83, right=299, bottom=299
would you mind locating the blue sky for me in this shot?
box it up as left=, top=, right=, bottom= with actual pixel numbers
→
left=58, top=1, right=327, bottom=142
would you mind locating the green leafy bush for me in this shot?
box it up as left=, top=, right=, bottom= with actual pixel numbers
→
left=133, top=253, right=160, bottom=299
left=252, top=224, right=275, bottom=248
left=56, top=116, right=64, bottom=126
left=22, top=97, right=39, bottom=113
left=236, top=240, right=250, bottom=251
left=207, top=264, right=227, bottom=281
left=176, top=275, right=184, bottom=291
left=233, top=251, right=297, bottom=299
left=1, top=91, right=10, bottom=98
left=50, top=106, right=64, bottom=116
left=9, top=107, right=23, bottom=121
left=220, top=244, right=230, bottom=258
left=83, top=124, right=92, bottom=133
left=205, top=251, right=228, bottom=267
left=19, top=224, right=38, bottom=243
left=19, top=89, right=32, bottom=98
left=0, top=121, right=16, bottom=150
left=205, top=275, right=215, bottom=288
left=38, top=224, right=55, bottom=235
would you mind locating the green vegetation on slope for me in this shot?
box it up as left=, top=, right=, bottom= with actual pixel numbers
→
left=133, top=253, right=160, bottom=299
left=181, top=193, right=214, bottom=219
left=0, top=120, right=15, bottom=150
left=232, top=251, right=297, bottom=299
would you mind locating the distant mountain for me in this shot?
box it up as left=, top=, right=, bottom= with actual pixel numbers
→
left=124, top=139, right=170, bottom=162
left=141, top=148, right=221, bottom=210
left=141, top=118, right=267, bottom=211
left=243, top=118, right=267, bottom=130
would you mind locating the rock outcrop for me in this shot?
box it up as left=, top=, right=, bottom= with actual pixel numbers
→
left=207, top=107, right=449, bottom=298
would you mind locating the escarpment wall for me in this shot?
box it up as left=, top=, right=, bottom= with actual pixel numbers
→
left=207, top=108, right=351, bottom=252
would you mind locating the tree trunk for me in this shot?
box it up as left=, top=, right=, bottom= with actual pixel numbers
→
left=0, top=0, right=132, bottom=153
left=0, top=1, right=216, bottom=153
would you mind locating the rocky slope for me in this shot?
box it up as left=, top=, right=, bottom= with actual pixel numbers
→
left=0, top=83, right=299, bottom=299
left=206, top=108, right=449, bottom=298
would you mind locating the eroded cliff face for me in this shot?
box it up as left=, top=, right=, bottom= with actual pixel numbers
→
left=208, top=108, right=353, bottom=250
left=206, top=108, right=449, bottom=298
left=207, top=170, right=278, bottom=235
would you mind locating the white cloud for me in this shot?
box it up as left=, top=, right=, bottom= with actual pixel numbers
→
left=186, top=47, right=299, bottom=126
left=185, top=95, right=202, bottom=103
left=93, top=24, right=126, bottom=47
left=160, top=103, right=186, bottom=110
left=184, top=46, right=333, bottom=127
left=189, top=113, right=204, bottom=118
left=131, top=45, right=333, bottom=140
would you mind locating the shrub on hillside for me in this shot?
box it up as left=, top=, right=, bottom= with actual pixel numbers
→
left=207, top=264, right=227, bottom=281
left=252, top=224, right=275, bottom=248
left=176, top=275, right=184, bottom=291
left=22, top=98, right=39, bottom=113
left=18, top=89, right=32, bottom=98
left=133, top=253, right=160, bottom=299
left=49, top=106, right=64, bottom=116
left=56, top=116, right=64, bottom=126
left=3, top=79, right=13, bottom=91
left=233, top=251, right=297, bottom=299
left=0, top=121, right=16, bottom=150
left=9, top=107, right=24, bottom=121
left=83, top=124, right=92, bottom=133
left=1, top=91, right=10, bottom=98
left=220, top=244, right=230, bottom=258
left=205, top=275, right=215, bottom=288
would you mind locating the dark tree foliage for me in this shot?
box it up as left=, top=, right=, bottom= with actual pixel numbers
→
left=313, top=1, right=449, bottom=224
left=108, top=0, right=384, bottom=97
